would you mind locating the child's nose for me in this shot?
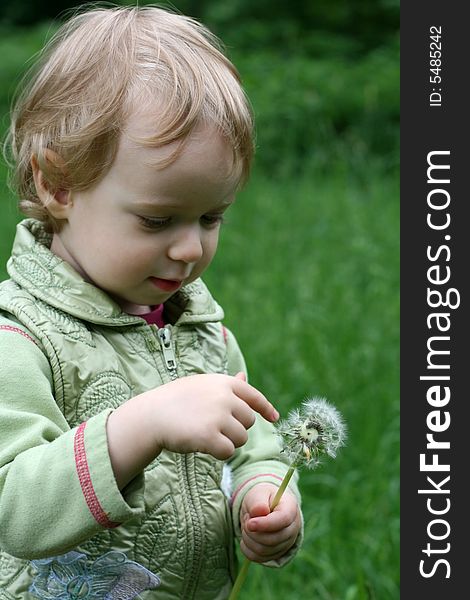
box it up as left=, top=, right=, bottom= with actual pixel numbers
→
left=167, top=227, right=204, bottom=264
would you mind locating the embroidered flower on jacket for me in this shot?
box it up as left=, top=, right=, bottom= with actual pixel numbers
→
left=29, top=550, right=160, bottom=599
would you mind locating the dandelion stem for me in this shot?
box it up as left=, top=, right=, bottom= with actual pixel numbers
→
left=228, top=465, right=297, bottom=600
left=270, top=465, right=296, bottom=511
left=228, top=557, right=251, bottom=600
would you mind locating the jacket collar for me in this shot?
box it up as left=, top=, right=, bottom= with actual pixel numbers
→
left=7, top=219, right=224, bottom=326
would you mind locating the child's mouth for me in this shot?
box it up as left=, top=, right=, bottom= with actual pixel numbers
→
left=150, top=277, right=182, bottom=292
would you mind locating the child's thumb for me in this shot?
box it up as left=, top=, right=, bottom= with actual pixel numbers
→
left=248, top=501, right=271, bottom=518
left=244, top=487, right=271, bottom=519
left=244, top=498, right=271, bottom=531
left=234, top=371, right=247, bottom=382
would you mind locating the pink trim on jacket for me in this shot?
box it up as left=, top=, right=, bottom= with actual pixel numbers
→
left=230, top=473, right=284, bottom=506
left=74, top=422, right=120, bottom=528
left=0, top=325, right=38, bottom=346
left=221, top=325, right=228, bottom=344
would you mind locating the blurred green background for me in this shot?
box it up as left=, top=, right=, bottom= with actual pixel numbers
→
left=0, top=1, right=399, bottom=599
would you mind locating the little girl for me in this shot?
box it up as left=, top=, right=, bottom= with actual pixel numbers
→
left=0, top=5, right=302, bottom=599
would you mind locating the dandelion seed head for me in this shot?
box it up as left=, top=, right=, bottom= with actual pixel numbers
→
left=276, top=396, right=347, bottom=469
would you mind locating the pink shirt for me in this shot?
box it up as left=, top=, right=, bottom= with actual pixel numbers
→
left=139, top=304, right=165, bottom=328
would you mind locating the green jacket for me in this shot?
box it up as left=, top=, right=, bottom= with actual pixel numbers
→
left=0, top=220, right=301, bottom=599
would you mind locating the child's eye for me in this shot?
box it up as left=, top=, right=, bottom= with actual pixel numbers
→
left=138, top=216, right=170, bottom=230
left=200, top=214, right=225, bottom=228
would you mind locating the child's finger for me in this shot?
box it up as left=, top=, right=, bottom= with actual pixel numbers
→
left=232, top=378, right=279, bottom=422
left=240, top=533, right=295, bottom=562
left=220, top=418, right=249, bottom=448
left=246, top=506, right=297, bottom=533
left=242, top=521, right=298, bottom=548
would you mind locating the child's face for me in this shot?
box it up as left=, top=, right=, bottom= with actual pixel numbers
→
left=50, top=118, right=239, bottom=313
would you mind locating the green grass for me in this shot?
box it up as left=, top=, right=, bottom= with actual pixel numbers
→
left=0, top=23, right=57, bottom=277
left=0, top=23, right=399, bottom=600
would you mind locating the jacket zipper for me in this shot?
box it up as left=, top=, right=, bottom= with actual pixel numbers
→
left=156, top=324, right=203, bottom=597
left=157, top=326, right=178, bottom=380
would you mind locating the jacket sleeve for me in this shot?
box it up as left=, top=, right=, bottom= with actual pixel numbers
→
left=0, top=319, right=145, bottom=559
left=224, top=326, right=304, bottom=566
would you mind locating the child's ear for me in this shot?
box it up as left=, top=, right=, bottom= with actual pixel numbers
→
left=31, top=150, right=72, bottom=219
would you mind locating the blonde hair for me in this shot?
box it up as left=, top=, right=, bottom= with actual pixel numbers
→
left=5, top=4, right=254, bottom=231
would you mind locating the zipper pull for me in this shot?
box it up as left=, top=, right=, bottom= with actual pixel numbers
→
left=158, top=326, right=178, bottom=378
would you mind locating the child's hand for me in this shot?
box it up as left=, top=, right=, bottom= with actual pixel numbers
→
left=239, top=483, right=301, bottom=563
left=148, top=372, right=278, bottom=458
